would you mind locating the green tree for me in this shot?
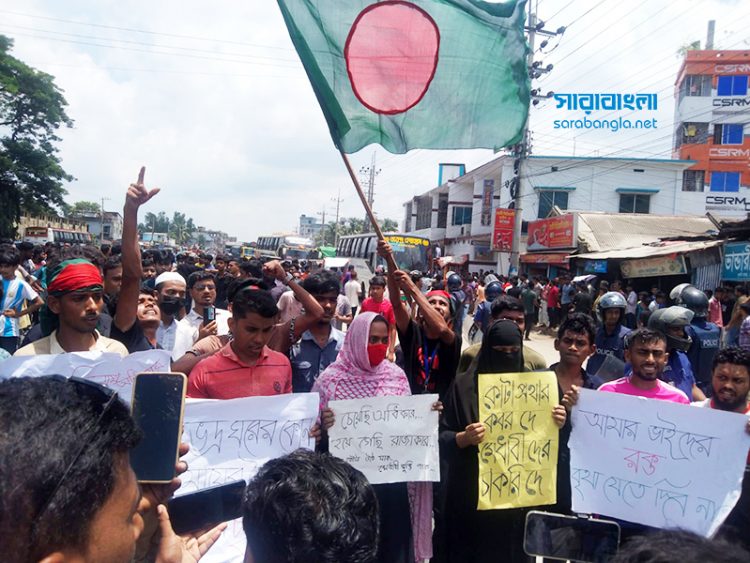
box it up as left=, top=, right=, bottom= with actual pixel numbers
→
left=0, top=35, right=73, bottom=239
left=380, top=218, right=398, bottom=232
left=676, top=40, right=700, bottom=58
left=68, top=200, right=101, bottom=215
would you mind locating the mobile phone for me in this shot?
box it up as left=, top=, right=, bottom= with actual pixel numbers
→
left=168, top=480, right=247, bottom=535
left=129, top=372, right=187, bottom=483
left=203, top=305, right=216, bottom=325
left=524, top=511, right=620, bottom=563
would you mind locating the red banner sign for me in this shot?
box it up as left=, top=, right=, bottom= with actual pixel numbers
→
left=492, top=208, right=515, bottom=251
left=527, top=214, right=576, bottom=251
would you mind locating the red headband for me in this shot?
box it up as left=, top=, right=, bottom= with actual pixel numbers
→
left=427, top=290, right=451, bottom=302
left=48, top=261, right=103, bottom=294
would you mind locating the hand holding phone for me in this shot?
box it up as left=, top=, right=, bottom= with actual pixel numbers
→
left=130, top=372, right=187, bottom=484
left=203, top=305, right=216, bottom=325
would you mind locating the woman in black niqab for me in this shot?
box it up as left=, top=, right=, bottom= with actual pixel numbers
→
left=438, top=320, right=528, bottom=562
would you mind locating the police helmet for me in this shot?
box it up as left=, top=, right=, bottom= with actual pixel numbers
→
left=669, top=283, right=691, bottom=302
left=674, top=285, right=708, bottom=318
left=485, top=281, right=503, bottom=301
left=647, top=306, right=694, bottom=352
left=447, top=273, right=462, bottom=291
left=596, top=291, right=627, bottom=323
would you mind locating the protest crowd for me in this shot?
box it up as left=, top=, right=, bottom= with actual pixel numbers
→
left=1, top=170, right=749, bottom=563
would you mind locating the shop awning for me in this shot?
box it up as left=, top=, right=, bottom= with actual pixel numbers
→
left=520, top=252, right=569, bottom=265
left=569, top=239, right=724, bottom=260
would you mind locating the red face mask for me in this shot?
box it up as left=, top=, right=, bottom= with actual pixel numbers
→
left=367, top=343, right=388, bottom=367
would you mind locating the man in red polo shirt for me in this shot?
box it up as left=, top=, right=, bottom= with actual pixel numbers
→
left=187, top=286, right=292, bottom=399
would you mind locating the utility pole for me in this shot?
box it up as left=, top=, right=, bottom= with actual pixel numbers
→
left=317, top=207, right=327, bottom=244
left=100, top=197, right=111, bottom=242
left=359, top=152, right=380, bottom=232
left=331, top=188, right=344, bottom=247
left=509, top=5, right=563, bottom=274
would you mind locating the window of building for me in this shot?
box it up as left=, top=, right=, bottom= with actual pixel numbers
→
left=537, top=190, right=569, bottom=219
left=717, top=75, right=749, bottom=96
left=437, top=193, right=449, bottom=228
left=710, top=171, right=741, bottom=192
left=619, top=193, right=651, bottom=214
left=451, top=206, right=472, bottom=226
left=680, top=74, right=711, bottom=99
left=682, top=170, right=705, bottom=192
left=714, top=123, right=745, bottom=145
left=677, top=122, right=709, bottom=148
left=103, top=225, right=111, bottom=239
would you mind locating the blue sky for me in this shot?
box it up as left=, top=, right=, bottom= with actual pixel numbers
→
left=1, top=0, right=747, bottom=242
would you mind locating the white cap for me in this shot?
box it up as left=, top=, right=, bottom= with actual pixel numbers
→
left=154, top=271, right=186, bottom=287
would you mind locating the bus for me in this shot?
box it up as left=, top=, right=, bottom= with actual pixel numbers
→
left=335, top=233, right=431, bottom=281
left=255, top=235, right=316, bottom=260
left=23, top=226, right=93, bottom=245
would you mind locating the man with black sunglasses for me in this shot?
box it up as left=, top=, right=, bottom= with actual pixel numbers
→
left=0, top=375, right=224, bottom=562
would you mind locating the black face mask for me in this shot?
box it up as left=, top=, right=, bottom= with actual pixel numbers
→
left=160, top=296, right=183, bottom=315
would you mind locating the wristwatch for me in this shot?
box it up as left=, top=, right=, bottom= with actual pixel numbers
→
left=283, top=272, right=294, bottom=285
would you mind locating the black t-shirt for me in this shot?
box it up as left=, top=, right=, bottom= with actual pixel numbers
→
left=572, top=291, right=593, bottom=314
left=110, top=321, right=160, bottom=354
left=723, top=297, right=736, bottom=327
left=397, top=320, right=461, bottom=401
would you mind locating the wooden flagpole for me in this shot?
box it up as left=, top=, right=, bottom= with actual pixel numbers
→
left=338, top=149, right=398, bottom=272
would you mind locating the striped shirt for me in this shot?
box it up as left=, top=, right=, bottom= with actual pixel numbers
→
left=187, top=344, right=292, bottom=399
left=1, top=278, right=39, bottom=337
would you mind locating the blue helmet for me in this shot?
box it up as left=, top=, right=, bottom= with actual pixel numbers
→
left=485, top=281, right=503, bottom=301
left=447, top=273, right=462, bottom=291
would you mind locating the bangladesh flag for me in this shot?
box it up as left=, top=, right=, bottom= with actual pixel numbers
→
left=277, top=0, right=530, bottom=154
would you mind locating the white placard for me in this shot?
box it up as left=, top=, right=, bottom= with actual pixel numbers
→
left=570, top=389, right=750, bottom=536
left=179, top=393, right=319, bottom=563
left=0, top=349, right=171, bottom=403
left=327, top=394, right=440, bottom=484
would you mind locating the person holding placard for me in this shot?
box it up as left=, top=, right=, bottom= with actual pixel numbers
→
left=315, top=312, right=434, bottom=563
left=552, top=313, right=603, bottom=515
left=693, top=347, right=750, bottom=551
left=440, top=319, right=566, bottom=563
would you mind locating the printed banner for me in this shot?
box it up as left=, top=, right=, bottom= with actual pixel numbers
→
left=570, top=389, right=750, bottom=536
left=0, top=349, right=171, bottom=404
left=328, top=394, right=440, bottom=484
left=492, top=208, right=515, bottom=251
left=620, top=253, right=687, bottom=278
left=527, top=215, right=576, bottom=251
left=179, top=393, right=319, bottom=563
left=722, top=242, right=750, bottom=282
left=477, top=371, right=559, bottom=510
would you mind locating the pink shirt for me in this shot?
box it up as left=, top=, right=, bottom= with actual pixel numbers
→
left=708, top=297, right=723, bottom=327
left=598, top=376, right=690, bottom=404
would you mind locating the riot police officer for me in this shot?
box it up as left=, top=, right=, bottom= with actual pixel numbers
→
left=646, top=306, right=706, bottom=401
left=673, top=284, right=721, bottom=390
left=586, top=291, right=632, bottom=378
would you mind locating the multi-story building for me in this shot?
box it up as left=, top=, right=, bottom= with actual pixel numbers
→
left=672, top=49, right=750, bottom=217
left=70, top=211, right=123, bottom=242
left=299, top=214, right=323, bottom=238
left=403, top=156, right=703, bottom=273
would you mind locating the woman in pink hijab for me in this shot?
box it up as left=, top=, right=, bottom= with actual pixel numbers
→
left=314, top=312, right=433, bottom=562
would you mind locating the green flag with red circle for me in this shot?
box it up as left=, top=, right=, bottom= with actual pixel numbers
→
left=277, top=0, right=530, bottom=154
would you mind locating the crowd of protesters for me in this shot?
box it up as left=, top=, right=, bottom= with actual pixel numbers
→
left=1, top=170, right=749, bottom=562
